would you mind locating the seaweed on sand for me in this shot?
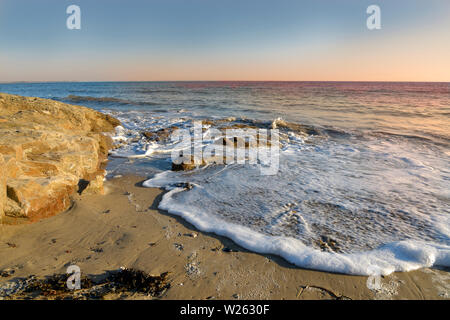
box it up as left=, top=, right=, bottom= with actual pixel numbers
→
left=1, top=268, right=171, bottom=300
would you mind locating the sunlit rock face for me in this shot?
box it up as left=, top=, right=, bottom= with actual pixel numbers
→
left=0, top=93, right=120, bottom=222
left=0, top=155, right=6, bottom=220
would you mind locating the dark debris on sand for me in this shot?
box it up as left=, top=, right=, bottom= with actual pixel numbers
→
left=0, top=268, right=171, bottom=300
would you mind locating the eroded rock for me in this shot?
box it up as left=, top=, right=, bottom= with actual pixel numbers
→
left=0, top=155, right=6, bottom=220
left=0, top=93, right=120, bottom=222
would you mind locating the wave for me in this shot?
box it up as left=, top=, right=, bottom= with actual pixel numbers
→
left=271, top=118, right=449, bottom=145
left=64, top=95, right=160, bottom=106
left=133, top=88, right=185, bottom=94
left=109, top=108, right=450, bottom=276
left=143, top=180, right=450, bottom=276
left=200, top=116, right=323, bottom=136
left=66, top=95, right=132, bottom=103
left=369, top=130, right=450, bottom=147
left=271, top=118, right=322, bottom=136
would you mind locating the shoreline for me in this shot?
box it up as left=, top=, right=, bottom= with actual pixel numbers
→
left=0, top=175, right=448, bottom=300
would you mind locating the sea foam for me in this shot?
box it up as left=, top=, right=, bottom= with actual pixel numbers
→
left=144, top=177, right=450, bottom=276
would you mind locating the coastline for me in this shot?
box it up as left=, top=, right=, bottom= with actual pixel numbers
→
left=0, top=175, right=448, bottom=300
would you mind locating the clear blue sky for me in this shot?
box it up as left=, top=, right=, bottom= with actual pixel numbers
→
left=0, top=0, right=449, bottom=81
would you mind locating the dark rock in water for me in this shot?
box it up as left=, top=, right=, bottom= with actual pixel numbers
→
left=185, top=183, right=194, bottom=190
left=172, top=162, right=197, bottom=172
left=171, top=156, right=206, bottom=171
left=272, top=118, right=321, bottom=136
left=202, top=119, right=216, bottom=126
left=216, top=134, right=275, bottom=148
left=141, top=131, right=157, bottom=140
left=317, top=236, right=341, bottom=253
left=173, top=182, right=194, bottom=190
left=141, top=126, right=179, bottom=142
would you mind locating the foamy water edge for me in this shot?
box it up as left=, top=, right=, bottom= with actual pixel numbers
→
left=143, top=176, right=450, bottom=276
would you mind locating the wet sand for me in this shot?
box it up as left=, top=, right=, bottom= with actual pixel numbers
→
left=0, top=175, right=449, bottom=300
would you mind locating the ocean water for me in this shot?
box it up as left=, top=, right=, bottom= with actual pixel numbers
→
left=1, top=81, right=449, bottom=275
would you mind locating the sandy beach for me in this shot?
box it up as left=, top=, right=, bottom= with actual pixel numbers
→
left=1, top=0, right=450, bottom=306
left=1, top=175, right=448, bottom=300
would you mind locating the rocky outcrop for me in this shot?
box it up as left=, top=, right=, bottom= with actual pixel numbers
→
left=0, top=155, right=6, bottom=221
left=0, top=93, right=120, bottom=222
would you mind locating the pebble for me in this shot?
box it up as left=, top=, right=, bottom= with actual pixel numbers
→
left=174, top=243, right=184, bottom=251
left=185, top=233, right=198, bottom=238
left=0, top=269, right=15, bottom=278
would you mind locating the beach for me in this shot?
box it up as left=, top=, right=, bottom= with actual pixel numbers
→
left=1, top=0, right=449, bottom=305
left=1, top=175, right=448, bottom=300
left=0, top=84, right=449, bottom=300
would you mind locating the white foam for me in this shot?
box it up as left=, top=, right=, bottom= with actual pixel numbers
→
left=143, top=180, right=450, bottom=276
left=112, top=111, right=450, bottom=276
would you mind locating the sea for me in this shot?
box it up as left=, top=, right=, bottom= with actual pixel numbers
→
left=1, top=81, right=449, bottom=275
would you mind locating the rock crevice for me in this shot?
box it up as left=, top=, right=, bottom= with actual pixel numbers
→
left=0, top=93, right=120, bottom=222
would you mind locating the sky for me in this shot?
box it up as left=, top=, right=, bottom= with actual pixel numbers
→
left=0, top=0, right=449, bottom=82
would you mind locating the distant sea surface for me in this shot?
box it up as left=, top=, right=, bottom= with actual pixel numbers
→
left=1, top=81, right=449, bottom=275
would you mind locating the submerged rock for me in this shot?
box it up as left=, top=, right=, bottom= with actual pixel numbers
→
left=0, top=93, right=120, bottom=222
left=271, top=118, right=320, bottom=136
left=317, top=236, right=342, bottom=253
left=141, top=126, right=179, bottom=142
left=171, top=155, right=207, bottom=171
left=171, top=161, right=198, bottom=172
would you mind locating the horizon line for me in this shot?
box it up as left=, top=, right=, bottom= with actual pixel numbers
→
left=1, top=80, right=449, bottom=84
